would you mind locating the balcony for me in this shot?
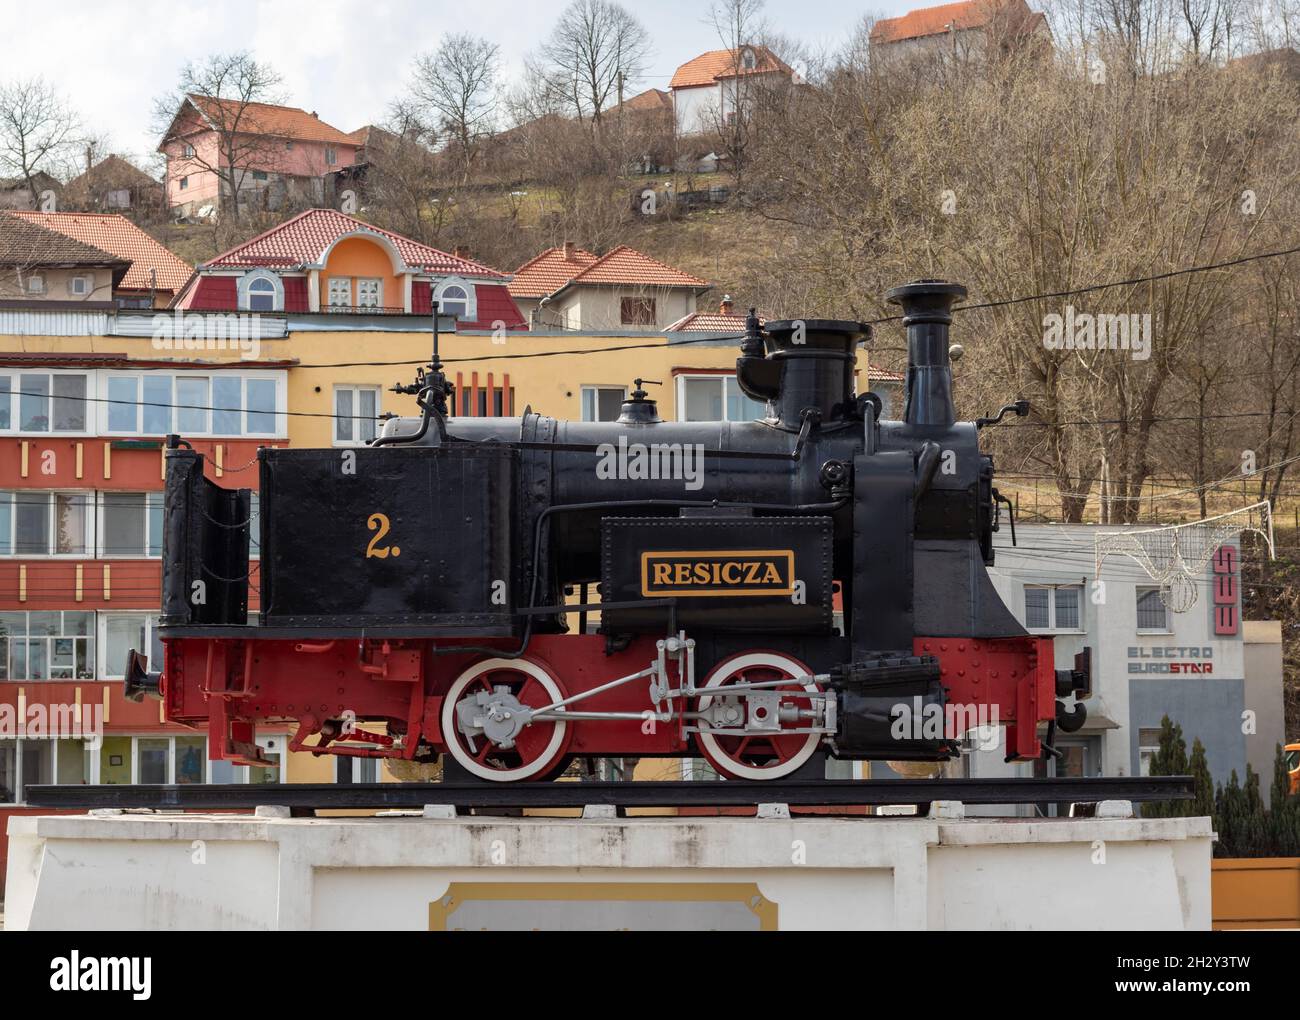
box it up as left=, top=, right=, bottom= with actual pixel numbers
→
left=321, top=304, right=407, bottom=316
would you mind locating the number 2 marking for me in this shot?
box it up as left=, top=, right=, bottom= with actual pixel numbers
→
left=366, top=513, right=401, bottom=558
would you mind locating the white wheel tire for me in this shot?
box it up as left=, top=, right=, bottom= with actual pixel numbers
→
left=696, top=652, right=821, bottom=781
left=441, top=657, right=568, bottom=782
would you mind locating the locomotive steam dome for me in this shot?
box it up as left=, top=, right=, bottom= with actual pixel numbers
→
left=736, top=317, right=868, bottom=428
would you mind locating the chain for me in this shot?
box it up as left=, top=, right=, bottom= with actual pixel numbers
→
left=213, top=454, right=263, bottom=473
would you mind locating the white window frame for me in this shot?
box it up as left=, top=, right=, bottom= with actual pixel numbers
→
left=356, top=278, right=383, bottom=309
left=327, top=276, right=353, bottom=308
left=1135, top=585, right=1172, bottom=634
left=0, top=609, right=97, bottom=681
left=96, top=491, right=165, bottom=559
left=675, top=373, right=767, bottom=423
left=333, top=385, right=382, bottom=446
left=69, top=275, right=92, bottom=297
left=0, top=369, right=92, bottom=436
left=237, top=268, right=284, bottom=312
left=97, top=611, right=162, bottom=679
left=96, top=369, right=288, bottom=440
left=581, top=385, right=626, bottom=422
left=1023, top=583, right=1085, bottom=634
left=25, top=274, right=45, bottom=295
left=0, top=490, right=94, bottom=558
left=433, top=278, right=476, bottom=322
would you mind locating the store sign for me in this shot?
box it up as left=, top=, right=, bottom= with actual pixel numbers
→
left=1212, top=544, right=1240, bottom=636
left=1127, top=646, right=1214, bottom=674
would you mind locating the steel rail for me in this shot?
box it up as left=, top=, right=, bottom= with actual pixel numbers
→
left=23, top=776, right=1195, bottom=811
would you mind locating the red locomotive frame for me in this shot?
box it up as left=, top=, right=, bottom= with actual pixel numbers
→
left=156, top=631, right=1056, bottom=781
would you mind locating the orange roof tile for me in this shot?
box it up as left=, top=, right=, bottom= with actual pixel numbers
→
left=666, top=310, right=759, bottom=332
left=508, top=246, right=599, bottom=298
left=9, top=211, right=192, bottom=293
left=871, top=0, right=1028, bottom=43
left=0, top=213, right=126, bottom=268
left=183, top=95, right=358, bottom=146
left=614, top=88, right=673, bottom=114
left=669, top=47, right=794, bottom=89
left=568, top=245, right=709, bottom=289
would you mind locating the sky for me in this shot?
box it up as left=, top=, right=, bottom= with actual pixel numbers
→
left=0, top=0, right=919, bottom=170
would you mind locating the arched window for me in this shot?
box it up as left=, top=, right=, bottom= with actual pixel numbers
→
left=438, top=284, right=469, bottom=319
left=740, top=47, right=757, bottom=70
left=247, top=278, right=276, bottom=311
left=238, top=270, right=284, bottom=312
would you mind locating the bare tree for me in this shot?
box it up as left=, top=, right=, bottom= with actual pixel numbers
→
left=534, top=0, right=652, bottom=126
left=408, top=34, right=501, bottom=181
left=706, top=0, right=767, bottom=178
left=740, top=19, right=1299, bottom=522
left=0, top=77, right=78, bottom=206
left=362, top=105, right=445, bottom=243
left=154, top=52, right=286, bottom=223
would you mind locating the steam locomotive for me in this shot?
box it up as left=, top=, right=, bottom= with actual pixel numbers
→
left=128, top=279, right=1091, bottom=782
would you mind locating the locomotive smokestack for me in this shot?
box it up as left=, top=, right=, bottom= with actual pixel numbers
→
left=886, top=280, right=967, bottom=429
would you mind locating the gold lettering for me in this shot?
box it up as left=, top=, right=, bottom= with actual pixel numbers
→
left=652, top=563, right=671, bottom=585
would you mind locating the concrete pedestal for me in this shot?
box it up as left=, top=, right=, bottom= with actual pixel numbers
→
left=5, top=811, right=1212, bottom=930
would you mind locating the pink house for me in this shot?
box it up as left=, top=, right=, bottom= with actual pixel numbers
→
left=158, top=95, right=361, bottom=221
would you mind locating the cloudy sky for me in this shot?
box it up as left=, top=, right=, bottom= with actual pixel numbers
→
left=0, top=0, right=916, bottom=169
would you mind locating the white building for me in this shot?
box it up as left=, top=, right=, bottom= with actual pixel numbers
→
left=962, top=521, right=1285, bottom=805
left=668, top=46, right=795, bottom=137
left=869, top=0, right=1051, bottom=66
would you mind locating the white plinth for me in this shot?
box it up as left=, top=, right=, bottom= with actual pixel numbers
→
left=5, top=811, right=1212, bottom=931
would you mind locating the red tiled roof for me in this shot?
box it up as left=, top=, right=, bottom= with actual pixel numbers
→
left=670, top=47, right=794, bottom=89
left=183, top=275, right=236, bottom=311
left=871, top=0, right=1028, bottom=43
left=10, top=211, right=192, bottom=293
left=0, top=213, right=127, bottom=268
left=566, top=245, right=709, bottom=289
left=203, top=208, right=507, bottom=278
left=613, top=88, right=673, bottom=114
left=666, top=310, right=760, bottom=332
left=183, top=95, right=357, bottom=146
left=508, top=245, right=599, bottom=298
